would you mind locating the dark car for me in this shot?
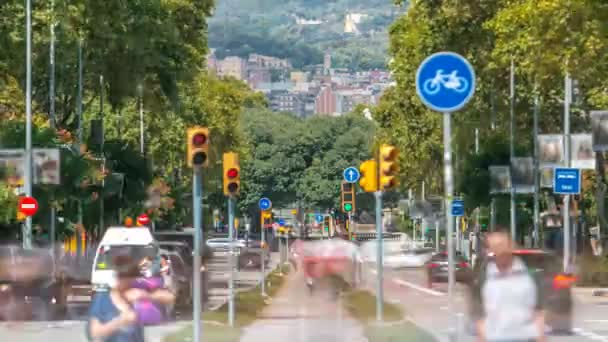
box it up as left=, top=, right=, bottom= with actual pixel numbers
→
left=469, top=249, right=574, bottom=334
left=425, top=251, right=472, bottom=285
left=159, top=249, right=192, bottom=309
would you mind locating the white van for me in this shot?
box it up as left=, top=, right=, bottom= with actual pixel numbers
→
left=91, top=226, right=157, bottom=291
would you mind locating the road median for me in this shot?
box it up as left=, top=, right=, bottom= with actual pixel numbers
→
left=164, top=264, right=290, bottom=342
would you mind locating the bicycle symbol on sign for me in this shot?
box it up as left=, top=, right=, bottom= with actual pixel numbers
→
left=422, top=69, right=469, bottom=95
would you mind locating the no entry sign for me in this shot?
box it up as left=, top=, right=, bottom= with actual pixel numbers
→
left=137, top=214, right=150, bottom=226
left=18, top=196, right=38, bottom=217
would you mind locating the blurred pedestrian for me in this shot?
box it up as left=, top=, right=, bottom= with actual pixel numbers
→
left=472, top=228, right=545, bottom=342
left=87, top=255, right=175, bottom=341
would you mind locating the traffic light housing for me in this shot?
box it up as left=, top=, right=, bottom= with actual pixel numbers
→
left=187, top=127, right=210, bottom=168
left=323, top=216, right=330, bottom=232
left=379, top=144, right=399, bottom=191
left=223, top=152, right=240, bottom=196
left=341, top=181, right=355, bottom=213
left=261, top=210, right=272, bottom=228
left=359, top=159, right=378, bottom=192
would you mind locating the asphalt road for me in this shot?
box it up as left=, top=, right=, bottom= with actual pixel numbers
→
left=0, top=252, right=280, bottom=342
left=369, top=265, right=608, bottom=342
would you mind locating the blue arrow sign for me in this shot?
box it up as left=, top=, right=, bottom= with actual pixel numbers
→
left=258, top=197, right=272, bottom=211
left=416, top=52, right=476, bottom=113
left=451, top=199, right=465, bottom=217
left=279, top=218, right=285, bottom=226
left=315, top=214, right=323, bottom=223
left=553, top=168, right=581, bottom=195
left=343, top=167, right=360, bottom=183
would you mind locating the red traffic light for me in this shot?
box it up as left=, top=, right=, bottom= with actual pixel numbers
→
left=227, top=168, right=238, bottom=178
left=192, top=133, right=207, bottom=146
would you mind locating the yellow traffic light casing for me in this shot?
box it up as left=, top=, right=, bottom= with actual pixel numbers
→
left=261, top=210, right=272, bottom=229
left=187, top=127, right=210, bottom=168
left=359, top=159, right=378, bottom=192
left=223, top=152, right=240, bottom=196
left=341, top=181, right=356, bottom=213
left=379, top=144, right=399, bottom=191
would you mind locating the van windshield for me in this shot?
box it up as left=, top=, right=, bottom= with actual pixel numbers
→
left=95, top=244, right=157, bottom=270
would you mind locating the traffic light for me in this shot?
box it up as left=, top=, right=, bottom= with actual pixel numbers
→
left=341, top=181, right=355, bottom=213
left=261, top=210, right=272, bottom=228
left=223, top=152, right=240, bottom=196
left=187, top=127, right=210, bottom=168
left=379, top=144, right=399, bottom=191
left=323, top=216, right=330, bottom=232
left=359, top=159, right=378, bottom=192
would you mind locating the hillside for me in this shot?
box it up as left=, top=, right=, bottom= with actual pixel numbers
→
left=208, top=0, right=406, bottom=70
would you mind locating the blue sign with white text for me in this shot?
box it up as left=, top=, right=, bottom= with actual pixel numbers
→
left=416, top=52, right=476, bottom=113
left=258, top=197, right=272, bottom=210
left=315, top=214, right=323, bottom=223
left=554, top=168, right=581, bottom=195
left=279, top=219, right=285, bottom=226
left=451, top=200, right=465, bottom=217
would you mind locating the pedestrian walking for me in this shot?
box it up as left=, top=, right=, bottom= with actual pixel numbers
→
left=86, top=255, right=175, bottom=341
left=471, top=228, right=546, bottom=342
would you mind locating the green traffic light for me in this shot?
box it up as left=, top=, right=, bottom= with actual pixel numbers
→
left=344, top=203, right=353, bottom=212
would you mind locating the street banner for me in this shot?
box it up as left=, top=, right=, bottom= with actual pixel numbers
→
left=571, top=134, right=595, bottom=170
left=511, top=157, right=534, bottom=193
left=540, top=167, right=554, bottom=188
left=591, top=110, right=608, bottom=151
left=33, top=148, right=60, bottom=185
left=489, top=165, right=510, bottom=194
left=538, top=134, right=564, bottom=167
left=0, top=149, right=24, bottom=186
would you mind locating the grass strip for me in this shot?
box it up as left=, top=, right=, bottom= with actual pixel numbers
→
left=164, top=264, right=290, bottom=342
left=331, top=275, right=437, bottom=342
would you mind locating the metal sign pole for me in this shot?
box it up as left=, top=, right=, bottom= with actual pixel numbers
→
left=443, top=112, right=456, bottom=339
left=374, top=191, right=384, bottom=322
left=228, top=197, right=235, bottom=327
left=509, top=59, right=517, bottom=242
left=192, top=170, right=203, bottom=342
left=533, top=94, right=540, bottom=248
left=563, top=74, right=572, bottom=272
left=435, top=219, right=440, bottom=253
left=261, top=211, right=266, bottom=296
left=23, top=0, right=33, bottom=250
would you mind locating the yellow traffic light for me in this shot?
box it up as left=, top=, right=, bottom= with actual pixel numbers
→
left=359, top=159, right=378, bottom=192
left=187, top=127, right=210, bottom=168
left=379, top=144, right=399, bottom=190
left=223, top=152, right=240, bottom=196
left=261, top=210, right=272, bottom=229
left=341, top=181, right=355, bottom=213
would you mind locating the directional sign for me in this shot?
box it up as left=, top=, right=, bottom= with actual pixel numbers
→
left=315, top=214, right=323, bottom=223
left=554, top=168, right=581, bottom=195
left=279, top=218, right=285, bottom=226
left=343, top=167, right=360, bottom=183
left=18, top=196, right=38, bottom=217
left=258, top=197, right=272, bottom=211
left=137, top=214, right=150, bottom=226
left=416, top=52, right=476, bottom=113
left=451, top=199, right=465, bottom=217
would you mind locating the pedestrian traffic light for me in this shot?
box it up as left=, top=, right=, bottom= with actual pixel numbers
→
left=187, top=127, right=210, bottom=168
left=223, top=152, right=240, bottom=196
left=379, top=144, right=399, bottom=191
left=324, top=216, right=330, bottom=231
left=341, top=181, right=355, bottom=213
left=359, top=159, right=378, bottom=192
left=261, top=210, right=272, bottom=228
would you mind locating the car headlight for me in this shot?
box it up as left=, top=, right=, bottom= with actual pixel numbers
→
left=0, top=284, right=11, bottom=292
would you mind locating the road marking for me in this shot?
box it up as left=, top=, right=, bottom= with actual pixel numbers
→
left=392, top=278, right=445, bottom=297
left=573, top=328, right=608, bottom=341
left=585, top=320, right=608, bottom=323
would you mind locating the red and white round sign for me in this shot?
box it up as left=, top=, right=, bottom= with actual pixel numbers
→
left=137, top=214, right=150, bottom=226
left=18, top=196, right=39, bottom=217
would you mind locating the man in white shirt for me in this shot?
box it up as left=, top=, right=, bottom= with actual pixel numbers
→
left=472, top=229, right=546, bottom=342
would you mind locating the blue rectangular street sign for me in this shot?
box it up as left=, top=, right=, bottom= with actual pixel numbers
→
left=554, top=167, right=581, bottom=195
left=451, top=200, right=464, bottom=217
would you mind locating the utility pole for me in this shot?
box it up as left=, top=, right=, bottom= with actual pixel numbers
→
left=138, top=84, right=144, bottom=155
left=49, top=0, right=57, bottom=251
left=227, top=197, right=235, bottom=327
left=533, top=94, right=540, bottom=248
left=509, top=59, right=517, bottom=241
left=99, top=75, right=105, bottom=234
left=23, top=0, right=33, bottom=249
left=563, top=74, right=572, bottom=271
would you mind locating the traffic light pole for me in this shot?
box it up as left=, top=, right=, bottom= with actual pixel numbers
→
left=261, top=211, right=266, bottom=296
left=374, top=191, right=383, bottom=322
left=192, top=170, right=203, bottom=342
left=228, top=197, right=235, bottom=327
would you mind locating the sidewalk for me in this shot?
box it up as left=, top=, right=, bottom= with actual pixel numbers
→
left=239, top=269, right=367, bottom=342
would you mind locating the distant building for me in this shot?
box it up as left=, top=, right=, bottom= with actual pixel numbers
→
left=248, top=68, right=271, bottom=88
left=206, top=52, right=218, bottom=73
left=335, top=89, right=374, bottom=114
left=248, top=54, right=291, bottom=69
left=269, top=90, right=299, bottom=113
left=315, top=85, right=336, bottom=115
left=217, top=56, right=247, bottom=80
left=290, top=71, right=309, bottom=83
left=323, top=53, right=332, bottom=75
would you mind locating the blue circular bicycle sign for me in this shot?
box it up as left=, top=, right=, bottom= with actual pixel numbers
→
left=416, top=52, right=475, bottom=113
